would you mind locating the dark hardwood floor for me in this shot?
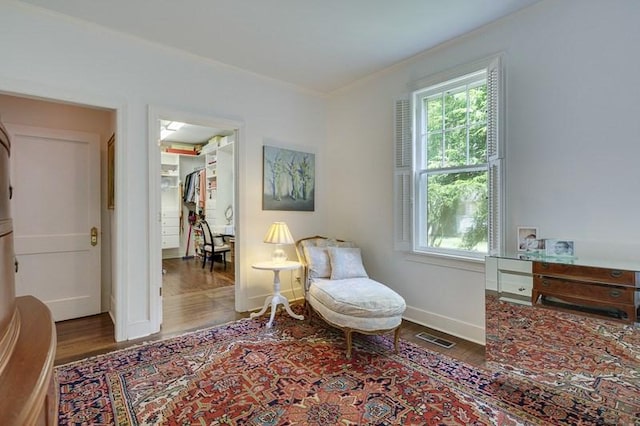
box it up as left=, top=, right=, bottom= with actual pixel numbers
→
left=55, top=256, right=244, bottom=365
left=55, top=257, right=485, bottom=367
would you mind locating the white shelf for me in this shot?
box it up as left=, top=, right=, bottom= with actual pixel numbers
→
left=161, top=152, right=181, bottom=250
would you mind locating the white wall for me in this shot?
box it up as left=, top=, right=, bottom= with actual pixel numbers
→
left=0, top=2, right=328, bottom=339
left=327, top=0, right=640, bottom=343
left=4, top=0, right=639, bottom=344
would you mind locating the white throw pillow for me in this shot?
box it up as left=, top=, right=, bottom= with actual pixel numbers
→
left=328, top=247, right=369, bottom=280
left=304, top=246, right=331, bottom=278
left=325, top=238, right=356, bottom=248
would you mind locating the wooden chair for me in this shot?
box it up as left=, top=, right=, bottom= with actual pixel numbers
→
left=200, top=220, right=231, bottom=271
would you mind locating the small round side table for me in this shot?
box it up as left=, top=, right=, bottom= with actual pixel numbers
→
left=250, top=260, right=304, bottom=328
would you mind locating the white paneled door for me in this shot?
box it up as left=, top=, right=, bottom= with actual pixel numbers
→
left=8, top=124, right=101, bottom=321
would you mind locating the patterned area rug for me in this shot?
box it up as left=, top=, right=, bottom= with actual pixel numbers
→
left=486, top=294, right=640, bottom=423
left=56, top=309, right=637, bottom=425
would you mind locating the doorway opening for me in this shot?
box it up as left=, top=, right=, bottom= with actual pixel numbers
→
left=0, top=92, right=116, bottom=325
left=154, top=116, right=242, bottom=334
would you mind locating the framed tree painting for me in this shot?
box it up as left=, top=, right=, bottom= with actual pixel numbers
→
left=263, top=145, right=315, bottom=211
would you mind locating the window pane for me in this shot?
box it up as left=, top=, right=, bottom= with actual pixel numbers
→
left=426, top=132, right=443, bottom=168
left=426, top=96, right=442, bottom=132
left=468, top=85, right=487, bottom=124
left=411, top=65, right=496, bottom=259
left=469, top=125, right=487, bottom=165
left=444, top=89, right=467, bottom=129
left=444, top=128, right=466, bottom=167
left=423, top=171, right=488, bottom=253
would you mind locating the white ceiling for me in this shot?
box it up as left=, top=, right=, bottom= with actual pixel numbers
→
left=17, top=0, right=541, bottom=94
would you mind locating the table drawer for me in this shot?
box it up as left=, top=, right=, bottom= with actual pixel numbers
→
left=499, top=271, right=532, bottom=297
left=534, top=276, right=635, bottom=304
left=538, top=293, right=637, bottom=322
left=533, top=262, right=635, bottom=286
left=498, top=258, right=532, bottom=274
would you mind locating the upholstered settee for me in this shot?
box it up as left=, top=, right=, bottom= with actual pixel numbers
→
left=295, top=236, right=406, bottom=358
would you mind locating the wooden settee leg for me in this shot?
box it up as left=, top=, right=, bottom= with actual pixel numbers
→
left=305, top=301, right=313, bottom=324
left=345, top=329, right=353, bottom=358
left=393, top=326, right=401, bottom=353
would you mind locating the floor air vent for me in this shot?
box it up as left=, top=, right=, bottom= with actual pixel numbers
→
left=416, top=332, right=456, bottom=349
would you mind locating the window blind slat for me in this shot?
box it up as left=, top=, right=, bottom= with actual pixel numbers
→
left=487, top=56, right=503, bottom=161
left=394, top=98, right=412, bottom=251
left=488, top=159, right=503, bottom=255
left=487, top=55, right=504, bottom=255
left=395, top=99, right=411, bottom=168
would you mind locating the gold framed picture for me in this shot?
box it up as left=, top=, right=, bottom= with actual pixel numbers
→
left=107, top=133, right=115, bottom=209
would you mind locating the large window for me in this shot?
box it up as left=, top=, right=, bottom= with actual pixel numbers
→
left=394, top=57, right=503, bottom=260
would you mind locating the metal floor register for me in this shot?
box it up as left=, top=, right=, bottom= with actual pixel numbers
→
left=415, top=332, right=456, bottom=349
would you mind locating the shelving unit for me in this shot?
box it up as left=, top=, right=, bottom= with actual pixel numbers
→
left=205, top=151, right=217, bottom=220
left=202, top=134, right=234, bottom=236
left=216, top=140, right=234, bottom=235
left=160, top=152, right=180, bottom=250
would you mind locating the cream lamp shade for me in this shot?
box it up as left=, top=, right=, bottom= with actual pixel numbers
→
left=263, top=221, right=294, bottom=263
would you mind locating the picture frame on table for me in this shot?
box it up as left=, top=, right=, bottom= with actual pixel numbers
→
left=517, top=226, right=539, bottom=252
left=545, top=239, right=575, bottom=257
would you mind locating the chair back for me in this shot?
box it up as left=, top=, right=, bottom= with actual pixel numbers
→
left=200, top=220, right=213, bottom=247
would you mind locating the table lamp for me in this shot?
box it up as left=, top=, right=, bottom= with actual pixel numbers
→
left=264, top=221, right=294, bottom=263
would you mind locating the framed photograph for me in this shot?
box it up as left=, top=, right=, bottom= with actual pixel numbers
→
left=107, top=133, right=115, bottom=210
left=263, top=144, right=315, bottom=211
left=517, top=226, right=539, bottom=252
left=545, top=239, right=575, bottom=257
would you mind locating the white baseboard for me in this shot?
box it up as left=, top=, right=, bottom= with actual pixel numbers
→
left=403, top=305, right=485, bottom=346
left=126, top=320, right=154, bottom=340
left=109, top=294, right=116, bottom=324
left=44, top=296, right=100, bottom=322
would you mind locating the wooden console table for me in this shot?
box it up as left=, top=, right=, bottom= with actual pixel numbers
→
left=532, top=261, right=637, bottom=323
left=486, top=253, right=639, bottom=324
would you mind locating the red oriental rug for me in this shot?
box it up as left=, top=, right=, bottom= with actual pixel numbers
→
left=56, top=309, right=636, bottom=425
left=486, top=294, right=640, bottom=424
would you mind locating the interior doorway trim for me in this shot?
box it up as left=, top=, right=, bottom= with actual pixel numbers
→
left=0, top=77, right=128, bottom=341
left=147, top=105, right=244, bottom=333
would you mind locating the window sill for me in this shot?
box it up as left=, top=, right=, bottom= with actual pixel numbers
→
left=404, top=251, right=485, bottom=273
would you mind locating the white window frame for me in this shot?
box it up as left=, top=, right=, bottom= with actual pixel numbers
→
left=394, top=55, right=504, bottom=261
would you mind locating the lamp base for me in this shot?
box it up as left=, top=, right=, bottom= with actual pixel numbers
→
left=271, top=247, right=288, bottom=264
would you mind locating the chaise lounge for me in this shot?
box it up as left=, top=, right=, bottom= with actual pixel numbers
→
left=296, top=236, right=406, bottom=358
